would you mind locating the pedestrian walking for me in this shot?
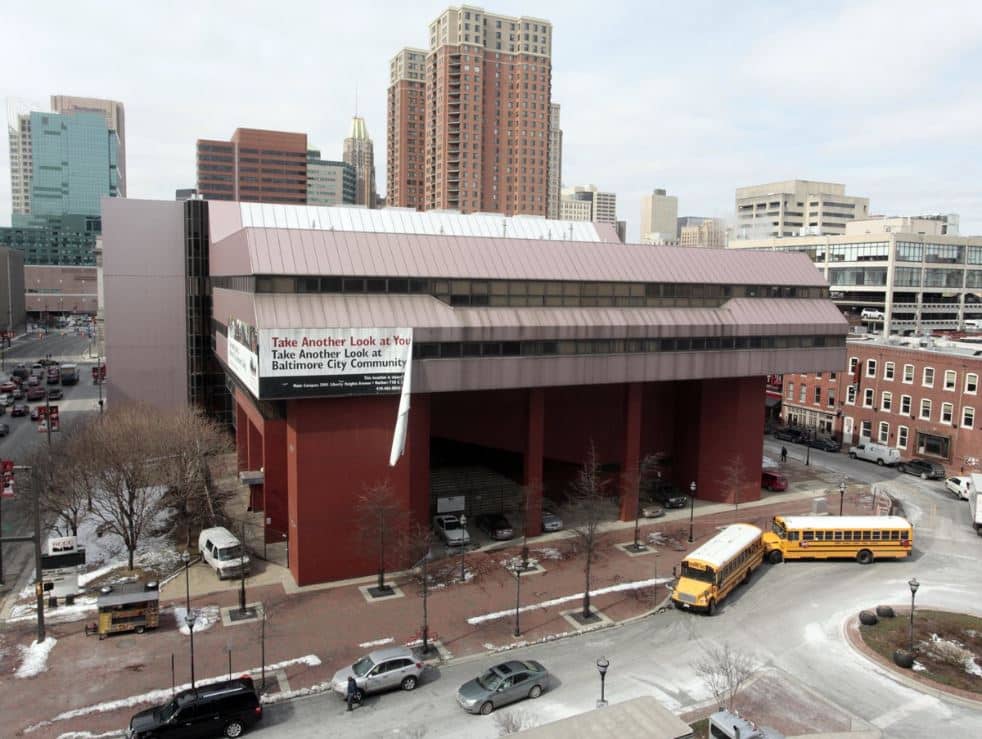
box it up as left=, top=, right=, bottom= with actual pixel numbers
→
left=346, top=676, right=358, bottom=712
left=780, top=446, right=788, bottom=464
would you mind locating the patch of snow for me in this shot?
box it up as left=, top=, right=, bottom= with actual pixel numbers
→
left=466, top=577, right=670, bottom=625
left=912, top=661, right=927, bottom=672
left=15, top=637, right=57, bottom=678
left=532, top=547, right=563, bottom=560
left=174, top=605, right=220, bottom=635
left=55, top=732, right=124, bottom=739
left=30, top=654, right=322, bottom=729
left=358, top=637, right=395, bottom=649
left=501, top=555, right=540, bottom=572
left=261, top=680, right=332, bottom=705
left=762, top=455, right=777, bottom=468
left=77, top=563, right=120, bottom=587
left=7, top=597, right=97, bottom=624
left=482, top=625, right=611, bottom=653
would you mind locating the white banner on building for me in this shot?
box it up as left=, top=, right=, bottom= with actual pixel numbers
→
left=258, top=327, right=413, bottom=399
left=227, top=317, right=260, bottom=397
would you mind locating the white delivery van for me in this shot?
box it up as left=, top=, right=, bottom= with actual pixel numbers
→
left=848, top=440, right=901, bottom=466
left=198, top=526, right=251, bottom=579
left=969, top=475, right=982, bottom=535
left=861, top=308, right=885, bottom=320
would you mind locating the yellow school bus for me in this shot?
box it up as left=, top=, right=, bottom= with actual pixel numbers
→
left=762, top=515, right=913, bottom=565
left=671, top=523, right=764, bottom=616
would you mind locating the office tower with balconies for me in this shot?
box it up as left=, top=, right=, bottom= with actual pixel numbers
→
left=343, top=116, right=377, bottom=208
left=734, top=179, right=870, bottom=239
left=51, top=95, right=127, bottom=196
left=640, top=188, right=678, bottom=245
left=196, top=128, right=307, bottom=203
left=547, top=103, right=562, bottom=220
left=307, top=150, right=356, bottom=206
left=389, top=6, right=553, bottom=216
left=387, top=48, right=427, bottom=209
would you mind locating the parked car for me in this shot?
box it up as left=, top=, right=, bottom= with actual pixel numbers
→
left=0, top=382, right=16, bottom=394
left=898, top=458, right=946, bottom=480
left=806, top=436, right=841, bottom=452
left=30, top=406, right=41, bottom=421
left=11, top=387, right=24, bottom=399
left=11, top=403, right=28, bottom=417
left=0, top=393, right=12, bottom=407
left=26, top=386, right=46, bottom=401
left=433, top=514, right=470, bottom=547
left=848, top=441, right=901, bottom=466
left=331, top=646, right=424, bottom=702
left=26, top=376, right=40, bottom=387
left=11, top=365, right=29, bottom=381
left=774, top=427, right=808, bottom=443
left=198, top=526, right=250, bottom=579
left=127, top=675, right=262, bottom=738
left=643, top=479, right=689, bottom=508
left=46, top=388, right=63, bottom=400
left=540, top=508, right=563, bottom=532
left=476, top=513, right=514, bottom=541
left=641, top=502, right=666, bottom=518
left=0, top=423, right=9, bottom=437
left=944, top=476, right=973, bottom=500
left=456, top=660, right=551, bottom=715
left=761, top=469, right=789, bottom=492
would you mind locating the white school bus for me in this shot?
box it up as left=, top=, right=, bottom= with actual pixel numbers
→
left=671, top=523, right=764, bottom=616
left=762, top=515, right=913, bottom=565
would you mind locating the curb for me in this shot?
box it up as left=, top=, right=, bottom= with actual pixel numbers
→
left=841, top=608, right=982, bottom=709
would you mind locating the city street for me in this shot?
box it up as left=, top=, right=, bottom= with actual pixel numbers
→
left=250, top=446, right=982, bottom=738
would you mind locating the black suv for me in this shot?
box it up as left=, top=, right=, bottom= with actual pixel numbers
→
left=898, top=458, right=946, bottom=480
left=128, top=676, right=262, bottom=738
left=644, top=479, right=689, bottom=508
left=773, top=427, right=808, bottom=443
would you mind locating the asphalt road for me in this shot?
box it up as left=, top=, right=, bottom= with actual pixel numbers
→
left=0, top=331, right=102, bottom=595
left=250, top=442, right=982, bottom=738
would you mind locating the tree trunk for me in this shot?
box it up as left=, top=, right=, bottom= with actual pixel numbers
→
left=128, top=546, right=135, bottom=570
left=377, top=516, right=385, bottom=590
left=421, top=557, right=429, bottom=653
left=582, top=551, right=592, bottom=618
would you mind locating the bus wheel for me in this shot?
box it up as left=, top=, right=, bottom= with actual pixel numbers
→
left=768, top=550, right=783, bottom=564
left=857, top=549, right=874, bottom=565
left=741, top=569, right=751, bottom=585
left=707, top=599, right=717, bottom=616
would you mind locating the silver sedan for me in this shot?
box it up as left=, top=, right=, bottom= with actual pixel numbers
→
left=456, top=659, right=550, bottom=715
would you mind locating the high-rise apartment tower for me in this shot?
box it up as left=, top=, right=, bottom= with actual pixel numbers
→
left=547, top=103, right=562, bottom=220
left=388, top=6, right=553, bottom=215
left=387, top=48, right=427, bottom=209
left=196, top=128, right=307, bottom=203
left=343, top=117, right=377, bottom=208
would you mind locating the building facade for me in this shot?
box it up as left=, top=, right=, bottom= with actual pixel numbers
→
left=386, top=48, right=427, bottom=209
left=196, top=128, right=307, bottom=203
left=640, top=188, right=678, bottom=245
left=306, top=151, right=356, bottom=206
left=0, top=247, right=26, bottom=331
left=547, top=103, right=562, bottom=220
left=729, top=220, right=982, bottom=336
left=679, top=217, right=727, bottom=248
left=343, top=117, right=377, bottom=208
left=560, top=185, right=616, bottom=224
left=389, top=5, right=553, bottom=216
left=735, top=180, right=870, bottom=240
left=782, top=336, right=982, bottom=475
left=24, top=264, right=97, bottom=316
left=50, top=95, right=127, bottom=196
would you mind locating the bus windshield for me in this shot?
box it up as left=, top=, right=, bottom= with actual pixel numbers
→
left=680, top=562, right=715, bottom=583
left=771, top=520, right=787, bottom=539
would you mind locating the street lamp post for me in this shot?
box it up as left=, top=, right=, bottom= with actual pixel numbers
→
left=459, top=513, right=467, bottom=582
left=596, top=656, right=609, bottom=708
left=688, top=481, right=696, bottom=543
left=513, top=562, right=521, bottom=638
left=908, top=577, right=920, bottom=653
left=805, top=442, right=811, bottom=466
left=839, top=481, right=846, bottom=516
left=181, top=551, right=196, bottom=688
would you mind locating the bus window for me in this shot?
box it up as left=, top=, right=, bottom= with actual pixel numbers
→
left=890, top=531, right=900, bottom=540
left=853, top=531, right=861, bottom=540
left=872, top=531, right=881, bottom=540
left=772, top=521, right=787, bottom=538
left=861, top=530, right=871, bottom=540
left=834, top=531, right=843, bottom=540
left=788, top=531, right=799, bottom=541
left=843, top=531, right=852, bottom=541
left=803, top=531, right=814, bottom=540
left=681, top=563, right=715, bottom=582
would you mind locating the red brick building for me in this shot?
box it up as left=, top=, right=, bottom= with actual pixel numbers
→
left=782, top=336, right=982, bottom=473
left=196, top=128, right=307, bottom=203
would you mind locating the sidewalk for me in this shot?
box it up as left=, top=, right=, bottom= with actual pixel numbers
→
left=0, top=458, right=870, bottom=737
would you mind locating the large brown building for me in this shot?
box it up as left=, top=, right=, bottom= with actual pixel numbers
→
left=196, top=128, right=307, bottom=203
left=388, top=5, right=553, bottom=216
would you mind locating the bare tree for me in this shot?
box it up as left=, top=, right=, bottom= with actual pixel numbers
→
left=494, top=708, right=538, bottom=735
left=160, top=408, right=234, bottom=548
left=400, top=521, right=437, bottom=656
left=28, top=428, right=94, bottom=537
left=694, top=642, right=759, bottom=711
left=568, top=442, right=610, bottom=619
left=86, top=404, right=171, bottom=569
left=354, top=480, right=408, bottom=594
left=720, top=454, right=747, bottom=513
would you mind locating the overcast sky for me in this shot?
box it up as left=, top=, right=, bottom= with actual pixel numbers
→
left=3, top=0, right=981, bottom=240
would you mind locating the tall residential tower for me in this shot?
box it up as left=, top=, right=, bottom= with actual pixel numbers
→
left=388, top=5, right=553, bottom=215
left=387, top=48, right=427, bottom=208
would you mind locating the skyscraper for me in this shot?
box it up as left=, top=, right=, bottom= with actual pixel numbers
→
left=388, top=5, right=553, bottom=216
left=343, top=116, right=377, bottom=208
left=547, top=103, right=562, bottom=220
left=50, top=95, right=126, bottom=196
left=387, top=48, right=426, bottom=209
left=307, top=150, right=356, bottom=206
left=196, top=128, right=307, bottom=203
left=560, top=185, right=616, bottom=224
left=734, top=180, right=870, bottom=239
left=640, top=189, right=678, bottom=244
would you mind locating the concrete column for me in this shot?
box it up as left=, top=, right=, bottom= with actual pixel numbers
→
left=523, top=388, right=545, bottom=537
left=619, top=382, right=643, bottom=521
left=236, top=402, right=248, bottom=472
left=247, top=421, right=262, bottom=471
left=262, top=418, right=288, bottom=540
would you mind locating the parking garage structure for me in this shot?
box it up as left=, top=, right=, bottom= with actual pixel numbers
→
left=208, top=203, right=848, bottom=586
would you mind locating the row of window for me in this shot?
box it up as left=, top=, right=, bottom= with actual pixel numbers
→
left=796, top=529, right=907, bottom=542
left=853, top=421, right=948, bottom=457
left=852, top=357, right=978, bottom=392
left=212, top=274, right=828, bottom=304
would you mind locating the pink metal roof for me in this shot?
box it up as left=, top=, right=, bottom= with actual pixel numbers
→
left=248, top=294, right=848, bottom=335
left=215, top=229, right=827, bottom=286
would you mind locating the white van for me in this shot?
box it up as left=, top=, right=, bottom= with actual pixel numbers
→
left=861, top=308, right=885, bottom=321
left=848, top=440, right=901, bottom=466
left=198, top=526, right=251, bottom=579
